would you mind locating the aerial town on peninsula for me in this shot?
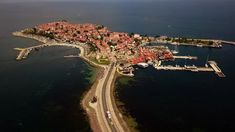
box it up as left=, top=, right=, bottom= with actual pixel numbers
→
left=13, top=21, right=230, bottom=77
left=12, top=20, right=235, bottom=132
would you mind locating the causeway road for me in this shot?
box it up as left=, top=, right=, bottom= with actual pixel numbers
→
left=95, top=62, right=125, bottom=132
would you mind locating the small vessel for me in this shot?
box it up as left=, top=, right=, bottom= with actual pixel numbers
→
left=171, top=50, right=179, bottom=54
left=137, top=63, right=149, bottom=68
left=197, top=44, right=203, bottom=47
left=205, top=54, right=209, bottom=67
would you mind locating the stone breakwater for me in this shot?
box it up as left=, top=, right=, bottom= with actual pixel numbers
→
left=12, top=31, right=106, bottom=69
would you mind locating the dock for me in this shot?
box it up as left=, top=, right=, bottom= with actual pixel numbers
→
left=154, top=65, right=213, bottom=72
left=208, top=61, right=226, bottom=77
left=154, top=60, right=225, bottom=78
left=16, top=49, right=32, bottom=60
left=173, top=56, right=198, bottom=60
left=15, top=43, right=83, bottom=61
left=221, top=40, right=235, bottom=46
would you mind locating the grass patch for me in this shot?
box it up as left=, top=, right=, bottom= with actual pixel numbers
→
left=125, top=115, right=139, bottom=132
left=90, top=57, right=110, bottom=65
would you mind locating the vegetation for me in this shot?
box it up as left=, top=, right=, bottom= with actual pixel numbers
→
left=22, top=28, right=37, bottom=34
left=87, top=42, right=98, bottom=52
left=129, top=32, right=134, bottom=37
left=134, top=38, right=141, bottom=44
left=165, top=37, right=171, bottom=41
left=125, top=115, right=139, bottom=132
left=61, top=19, right=68, bottom=22
left=108, top=41, right=117, bottom=46
left=90, top=57, right=110, bottom=65
left=22, top=28, right=55, bottom=39
left=96, top=25, right=104, bottom=30
left=37, top=31, right=55, bottom=39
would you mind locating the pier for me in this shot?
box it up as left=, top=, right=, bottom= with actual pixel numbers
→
left=15, top=43, right=84, bottom=61
left=208, top=61, right=226, bottom=77
left=221, top=40, right=235, bottom=46
left=64, top=55, right=80, bottom=58
left=154, top=64, right=213, bottom=72
left=173, top=56, right=198, bottom=60
left=154, top=60, right=225, bottom=77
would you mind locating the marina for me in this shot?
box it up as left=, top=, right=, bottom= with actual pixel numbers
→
left=208, top=61, right=226, bottom=77
left=15, top=43, right=84, bottom=61
left=1, top=1, right=235, bottom=132
left=154, top=60, right=225, bottom=77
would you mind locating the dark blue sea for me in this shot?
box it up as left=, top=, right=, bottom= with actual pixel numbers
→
left=0, top=1, right=235, bottom=132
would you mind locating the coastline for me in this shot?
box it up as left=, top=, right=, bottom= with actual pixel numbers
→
left=80, top=66, right=104, bottom=132
left=111, top=73, right=139, bottom=132
left=12, top=31, right=56, bottom=44
left=12, top=31, right=131, bottom=132
left=13, top=30, right=232, bottom=132
left=13, top=31, right=105, bottom=69
left=12, top=31, right=103, bottom=131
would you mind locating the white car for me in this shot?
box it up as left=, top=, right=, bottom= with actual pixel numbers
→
left=106, top=111, right=112, bottom=119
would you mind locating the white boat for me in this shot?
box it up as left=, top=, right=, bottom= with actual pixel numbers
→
left=137, top=63, right=149, bottom=68
left=171, top=50, right=179, bottom=54
left=197, top=44, right=203, bottom=47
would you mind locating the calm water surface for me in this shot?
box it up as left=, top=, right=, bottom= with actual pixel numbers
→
left=0, top=1, right=235, bottom=132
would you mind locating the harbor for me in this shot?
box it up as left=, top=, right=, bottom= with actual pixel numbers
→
left=15, top=43, right=84, bottom=61
left=154, top=60, right=225, bottom=78
left=208, top=61, right=226, bottom=77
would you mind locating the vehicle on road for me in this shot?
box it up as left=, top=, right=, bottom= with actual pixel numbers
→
left=106, top=111, right=112, bottom=119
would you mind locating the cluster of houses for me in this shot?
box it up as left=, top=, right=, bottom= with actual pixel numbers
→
left=35, top=21, right=173, bottom=65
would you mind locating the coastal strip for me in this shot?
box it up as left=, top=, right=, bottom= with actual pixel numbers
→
left=12, top=20, right=230, bottom=132
left=12, top=31, right=128, bottom=132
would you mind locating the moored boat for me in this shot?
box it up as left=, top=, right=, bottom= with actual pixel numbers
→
left=137, top=63, right=149, bottom=68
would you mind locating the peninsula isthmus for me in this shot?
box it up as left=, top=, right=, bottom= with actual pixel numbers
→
left=13, top=21, right=233, bottom=131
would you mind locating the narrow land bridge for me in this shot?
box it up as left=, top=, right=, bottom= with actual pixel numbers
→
left=14, top=43, right=126, bottom=132
left=95, top=62, right=126, bottom=132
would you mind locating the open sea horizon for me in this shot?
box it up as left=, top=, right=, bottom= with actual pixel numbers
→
left=0, top=1, right=235, bottom=132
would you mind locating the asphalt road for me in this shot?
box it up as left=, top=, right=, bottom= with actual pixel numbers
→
left=101, top=62, right=117, bottom=132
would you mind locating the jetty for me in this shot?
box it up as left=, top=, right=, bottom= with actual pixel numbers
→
left=208, top=61, right=226, bottom=77
left=154, top=64, right=213, bottom=72
left=154, top=60, right=225, bottom=78
left=15, top=43, right=84, bottom=61
left=173, top=56, right=198, bottom=60
left=221, top=40, right=235, bottom=46
left=64, top=55, right=80, bottom=58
